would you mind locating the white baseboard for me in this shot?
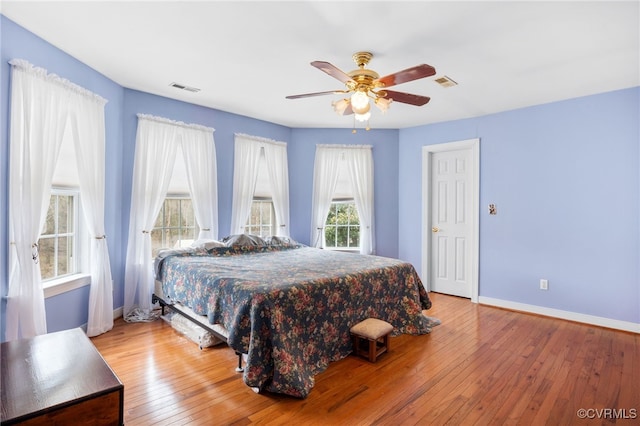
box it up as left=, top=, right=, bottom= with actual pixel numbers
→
left=478, top=296, right=640, bottom=334
left=80, top=307, right=124, bottom=335
left=113, top=306, right=123, bottom=320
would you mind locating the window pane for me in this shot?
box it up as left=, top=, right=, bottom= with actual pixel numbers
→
left=179, top=226, right=196, bottom=247
left=260, top=202, right=271, bottom=221
left=151, top=229, right=164, bottom=254
left=326, top=205, right=336, bottom=225
left=325, top=226, right=336, bottom=246
left=57, top=236, right=69, bottom=276
left=336, top=205, right=345, bottom=224
left=249, top=204, right=260, bottom=225
left=350, top=226, right=360, bottom=247
left=40, top=191, right=79, bottom=279
left=165, top=199, right=180, bottom=227
left=337, top=204, right=350, bottom=225
left=245, top=200, right=275, bottom=237
left=181, top=200, right=196, bottom=227
left=152, top=198, right=199, bottom=257
left=348, top=204, right=359, bottom=225
left=165, top=228, right=179, bottom=249
left=325, top=201, right=360, bottom=248
left=58, top=195, right=69, bottom=233
left=43, top=197, right=56, bottom=235
left=39, top=237, right=56, bottom=280
left=337, top=226, right=348, bottom=247
left=153, top=209, right=164, bottom=228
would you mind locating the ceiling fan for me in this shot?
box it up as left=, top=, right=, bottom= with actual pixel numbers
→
left=286, top=51, right=436, bottom=127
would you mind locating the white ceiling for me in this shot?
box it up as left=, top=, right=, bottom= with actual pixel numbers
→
left=2, top=1, right=638, bottom=129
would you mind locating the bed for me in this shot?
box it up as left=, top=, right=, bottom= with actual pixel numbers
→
left=153, top=235, right=438, bottom=398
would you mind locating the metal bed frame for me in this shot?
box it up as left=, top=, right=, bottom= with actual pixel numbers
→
left=152, top=293, right=244, bottom=373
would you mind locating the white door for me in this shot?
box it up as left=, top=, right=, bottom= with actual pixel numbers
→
left=422, top=139, right=479, bottom=301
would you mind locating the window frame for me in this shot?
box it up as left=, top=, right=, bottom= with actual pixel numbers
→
left=151, top=195, right=200, bottom=256
left=244, top=197, right=277, bottom=238
left=39, top=189, right=78, bottom=279
left=324, top=199, right=361, bottom=252
left=40, top=188, right=91, bottom=298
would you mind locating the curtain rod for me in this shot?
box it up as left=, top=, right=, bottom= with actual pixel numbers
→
left=316, top=144, right=372, bottom=149
left=9, top=58, right=108, bottom=105
left=137, top=113, right=215, bottom=133
left=235, top=133, right=286, bottom=146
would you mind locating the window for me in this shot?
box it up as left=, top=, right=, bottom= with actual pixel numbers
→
left=39, top=190, right=79, bottom=280
left=40, top=122, right=91, bottom=297
left=325, top=200, right=360, bottom=250
left=244, top=199, right=276, bottom=238
left=311, top=145, right=373, bottom=254
left=151, top=197, right=199, bottom=257
left=244, top=151, right=277, bottom=238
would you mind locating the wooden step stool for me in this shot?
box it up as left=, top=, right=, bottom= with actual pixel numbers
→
left=350, top=318, right=394, bottom=362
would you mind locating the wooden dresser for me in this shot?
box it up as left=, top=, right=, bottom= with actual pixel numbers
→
left=1, top=327, right=124, bottom=425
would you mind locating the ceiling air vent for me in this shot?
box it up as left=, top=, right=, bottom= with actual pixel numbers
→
left=434, top=76, right=458, bottom=88
left=170, top=82, right=201, bottom=93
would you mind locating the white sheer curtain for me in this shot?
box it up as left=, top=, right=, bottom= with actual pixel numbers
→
left=229, top=135, right=263, bottom=235
left=8, top=59, right=113, bottom=339
left=66, top=82, right=113, bottom=337
left=263, top=141, right=290, bottom=237
left=310, top=146, right=342, bottom=248
left=311, top=144, right=374, bottom=253
left=124, top=115, right=179, bottom=320
left=347, top=147, right=375, bottom=254
left=182, top=125, right=218, bottom=241
left=7, top=59, right=68, bottom=339
left=123, top=114, right=217, bottom=321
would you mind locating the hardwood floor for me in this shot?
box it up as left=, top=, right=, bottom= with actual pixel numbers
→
left=90, top=293, right=639, bottom=425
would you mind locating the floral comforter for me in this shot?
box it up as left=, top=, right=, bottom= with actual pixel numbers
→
left=156, top=244, right=436, bottom=398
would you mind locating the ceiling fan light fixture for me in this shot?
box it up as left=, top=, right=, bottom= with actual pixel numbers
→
left=350, top=90, right=369, bottom=110
left=375, top=97, right=392, bottom=113
left=355, top=111, right=371, bottom=122
left=332, top=98, right=350, bottom=115
left=286, top=51, right=436, bottom=130
left=351, top=98, right=371, bottom=116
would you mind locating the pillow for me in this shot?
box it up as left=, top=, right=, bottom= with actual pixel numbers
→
left=265, top=236, right=297, bottom=247
left=191, top=239, right=225, bottom=250
left=221, top=234, right=267, bottom=247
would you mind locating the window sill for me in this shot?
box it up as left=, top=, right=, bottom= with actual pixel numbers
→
left=43, top=273, right=91, bottom=298
left=324, top=247, right=360, bottom=253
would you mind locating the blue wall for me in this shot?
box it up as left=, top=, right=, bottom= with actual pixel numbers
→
left=2, top=15, right=639, bottom=339
left=399, top=88, right=640, bottom=324
left=289, top=128, right=400, bottom=258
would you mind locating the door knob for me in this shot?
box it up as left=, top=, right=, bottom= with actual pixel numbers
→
left=432, top=227, right=440, bottom=233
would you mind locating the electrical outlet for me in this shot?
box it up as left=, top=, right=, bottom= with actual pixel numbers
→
left=540, top=279, right=548, bottom=290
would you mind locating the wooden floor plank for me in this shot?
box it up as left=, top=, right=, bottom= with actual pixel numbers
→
left=90, top=293, right=640, bottom=425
